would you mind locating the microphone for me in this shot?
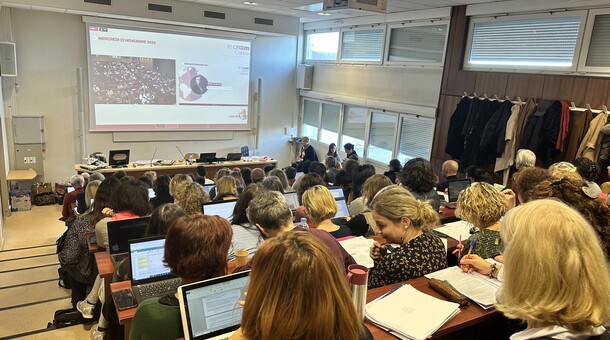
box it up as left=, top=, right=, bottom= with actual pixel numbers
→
left=176, top=145, right=185, bottom=162
left=150, top=148, right=157, bottom=167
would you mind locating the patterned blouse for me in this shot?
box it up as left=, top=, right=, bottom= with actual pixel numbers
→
left=462, top=229, right=502, bottom=260
left=368, top=232, right=447, bottom=289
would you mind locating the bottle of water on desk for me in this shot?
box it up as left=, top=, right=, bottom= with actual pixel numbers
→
left=299, top=217, right=308, bottom=230
left=188, top=154, right=193, bottom=165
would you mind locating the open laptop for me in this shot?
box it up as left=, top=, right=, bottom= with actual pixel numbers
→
left=283, top=192, right=300, bottom=212
left=201, top=200, right=237, bottom=221
left=129, top=236, right=181, bottom=304
left=334, top=198, right=350, bottom=219
left=328, top=186, right=345, bottom=200
left=446, top=179, right=471, bottom=209
left=107, top=216, right=150, bottom=264
left=178, top=271, right=250, bottom=340
left=108, top=149, right=130, bottom=168
left=226, top=153, right=242, bottom=161
left=203, top=184, right=215, bottom=195
left=199, top=153, right=216, bottom=163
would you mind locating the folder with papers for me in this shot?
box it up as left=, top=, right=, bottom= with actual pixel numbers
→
left=425, top=265, right=501, bottom=309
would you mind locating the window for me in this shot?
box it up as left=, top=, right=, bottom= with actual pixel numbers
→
left=367, top=111, right=397, bottom=164
left=341, top=106, right=367, bottom=157
left=320, top=103, right=341, bottom=145
left=579, top=9, right=610, bottom=72
left=465, top=13, right=584, bottom=71
left=302, top=99, right=320, bottom=141
left=397, top=114, right=435, bottom=163
left=340, top=27, right=385, bottom=62
left=304, top=31, right=340, bottom=61
left=387, top=23, right=448, bottom=64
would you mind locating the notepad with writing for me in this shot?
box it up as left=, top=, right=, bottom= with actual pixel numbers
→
left=339, top=236, right=375, bottom=268
left=365, top=284, right=460, bottom=340
left=425, top=265, right=501, bottom=309
left=433, top=220, right=473, bottom=241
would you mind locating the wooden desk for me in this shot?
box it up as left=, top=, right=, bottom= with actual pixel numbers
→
left=86, top=233, right=104, bottom=253
left=439, top=206, right=458, bottom=224
left=7, top=169, right=37, bottom=181
left=94, top=251, right=115, bottom=306
left=365, top=276, right=500, bottom=339
left=75, top=159, right=278, bottom=179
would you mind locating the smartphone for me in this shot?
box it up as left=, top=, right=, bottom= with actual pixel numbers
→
left=112, top=288, right=138, bottom=310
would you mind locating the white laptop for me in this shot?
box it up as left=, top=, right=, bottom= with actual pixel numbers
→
left=334, top=198, right=349, bottom=219
left=328, top=186, right=345, bottom=200
left=283, top=192, right=300, bottom=211
left=201, top=200, right=238, bottom=221
left=178, top=271, right=250, bottom=340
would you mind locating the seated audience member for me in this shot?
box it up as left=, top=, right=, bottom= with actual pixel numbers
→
left=368, top=186, right=447, bottom=289
left=112, top=170, right=127, bottom=180
left=344, top=142, right=359, bottom=161
left=61, top=174, right=85, bottom=221
left=231, top=232, right=372, bottom=340
left=213, top=176, right=239, bottom=201
left=327, top=142, right=342, bottom=163
left=130, top=215, right=233, bottom=340
left=324, top=156, right=341, bottom=185
left=138, top=175, right=152, bottom=189
left=209, top=168, right=231, bottom=199
left=174, top=182, right=209, bottom=215
left=601, top=181, right=610, bottom=194
left=349, top=174, right=392, bottom=217
left=228, top=184, right=265, bottom=261
left=398, top=158, right=441, bottom=212
left=307, top=161, right=326, bottom=179
left=230, top=170, right=246, bottom=194
left=269, top=168, right=292, bottom=192
left=168, top=173, right=192, bottom=198
left=115, top=203, right=186, bottom=281
left=383, top=158, right=403, bottom=184
left=514, top=149, right=536, bottom=170
left=149, top=175, right=174, bottom=209
left=436, top=160, right=458, bottom=192
left=302, top=185, right=352, bottom=238
left=76, top=173, right=105, bottom=214
left=294, top=173, right=326, bottom=228
left=349, top=164, right=376, bottom=204
left=343, top=158, right=359, bottom=176
left=244, top=190, right=356, bottom=273
left=263, top=164, right=275, bottom=176
left=464, top=165, right=494, bottom=184
left=334, top=170, right=352, bottom=202
left=297, top=136, right=318, bottom=162
left=528, top=177, right=610, bottom=257
left=573, top=156, right=602, bottom=196
left=460, top=200, right=610, bottom=339
left=58, top=180, right=101, bottom=307
left=196, top=165, right=214, bottom=184
left=284, top=166, right=297, bottom=187
left=251, top=168, right=265, bottom=184
left=81, top=172, right=90, bottom=185
left=454, top=183, right=508, bottom=259
left=261, top=176, right=284, bottom=194
left=510, top=167, right=551, bottom=206
left=240, top=167, right=253, bottom=186
left=119, top=175, right=134, bottom=183
left=142, top=170, right=157, bottom=184
left=548, top=161, right=579, bottom=179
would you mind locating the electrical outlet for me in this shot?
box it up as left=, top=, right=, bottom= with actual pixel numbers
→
left=23, top=157, right=28, bottom=164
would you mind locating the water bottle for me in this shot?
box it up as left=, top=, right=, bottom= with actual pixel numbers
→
left=188, top=154, right=193, bottom=165
left=346, top=264, right=369, bottom=321
left=299, top=217, right=308, bottom=230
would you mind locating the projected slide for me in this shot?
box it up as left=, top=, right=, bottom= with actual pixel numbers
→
left=87, top=25, right=251, bottom=131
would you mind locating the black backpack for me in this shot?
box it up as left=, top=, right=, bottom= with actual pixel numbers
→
left=46, top=307, right=87, bottom=329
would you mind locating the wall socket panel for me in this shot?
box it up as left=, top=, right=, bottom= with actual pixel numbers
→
left=23, top=156, right=36, bottom=164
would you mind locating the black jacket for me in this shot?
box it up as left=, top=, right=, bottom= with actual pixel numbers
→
left=445, top=97, right=472, bottom=159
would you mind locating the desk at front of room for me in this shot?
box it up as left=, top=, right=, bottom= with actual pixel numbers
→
left=74, top=159, right=278, bottom=179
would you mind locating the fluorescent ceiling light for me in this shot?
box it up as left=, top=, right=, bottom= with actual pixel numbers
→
left=243, top=1, right=258, bottom=5
left=296, top=2, right=324, bottom=12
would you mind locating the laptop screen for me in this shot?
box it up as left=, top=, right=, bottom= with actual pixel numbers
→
left=334, top=199, right=349, bottom=219
left=148, top=188, right=156, bottom=199
left=179, top=271, right=250, bottom=340
left=67, top=186, right=75, bottom=193
left=129, top=237, right=173, bottom=285
left=203, top=184, right=215, bottom=194
left=202, top=200, right=237, bottom=220
left=328, top=186, right=345, bottom=200
left=283, top=192, right=300, bottom=211
left=107, top=217, right=150, bottom=255
left=447, top=179, right=471, bottom=203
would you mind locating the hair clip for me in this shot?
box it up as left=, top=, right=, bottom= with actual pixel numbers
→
left=581, top=183, right=598, bottom=199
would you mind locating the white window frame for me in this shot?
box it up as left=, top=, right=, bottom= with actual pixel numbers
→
left=303, top=28, right=340, bottom=64
left=384, top=20, right=449, bottom=67
left=577, top=8, right=610, bottom=74
left=365, top=110, right=399, bottom=166
left=395, top=113, right=435, bottom=163
left=463, top=11, right=587, bottom=73
left=339, top=25, right=387, bottom=65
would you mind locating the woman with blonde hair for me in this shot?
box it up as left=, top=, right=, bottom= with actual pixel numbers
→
left=213, top=176, right=239, bottom=201
left=173, top=182, right=209, bottom=215
left=461, top=199, right=610, bottom=339
left=209, top=168, right=231, bottom=199
left=302, top=185, right=352, bottom=238
left=169, top=173, right=192, bottom=197
left=230, top=232, right=371, bottom=340
left=454, top=182, right=508, bottom=259
left=368, top=186, right=446, bottom=288
left=269, top=168, right=292, bottom=192
left=349, top=174, right=393, bottom=217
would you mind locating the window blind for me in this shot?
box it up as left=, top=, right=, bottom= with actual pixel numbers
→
left=397, top=115, right=435, bottom=163
left=320, top=103, right=341, bottom=144
left=367, top=111, right=396, bottom=164
left=342, top=106, right=367, bottom=156
left=303, top=99, right=320, bottom=140
left=586, top=14, right=610, bottom=67
left=468, top=16, right=581, bottom=67
left=388, top=24, right=447, bottom=63
left=341, top=28, right=385, bottom=61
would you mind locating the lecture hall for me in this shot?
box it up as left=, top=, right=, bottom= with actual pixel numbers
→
left=1, top=0, right=610, bottom=339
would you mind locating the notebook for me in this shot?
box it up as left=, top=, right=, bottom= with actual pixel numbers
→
left=129, top=236, right=181, bottom=304
left=328, top=186, right=345, bottom=200
left=107, top=217, right=150, bottom=264
left=202, top=200, right=237, bottom=221
left=446, top=179, right=471, bottom=208
left=178, top=271, right=250, bottom=340
left=334, top=199, right=349, bottom=219
left=283, top=192, right=300, bottom=211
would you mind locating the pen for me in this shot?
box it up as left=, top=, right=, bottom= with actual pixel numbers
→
left=467, top=240, right=476, bottom=256
left=458, top=234, right=462, bottom=262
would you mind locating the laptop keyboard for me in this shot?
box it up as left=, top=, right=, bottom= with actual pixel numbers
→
left=136, top=278, right=181, bottom=302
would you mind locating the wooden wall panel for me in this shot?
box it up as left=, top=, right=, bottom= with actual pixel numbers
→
left=505, top=74, right=545, bottom=99
left=582, top=78, right=610, bottom=109
left=541, top=76, right=575, bottom=100
left=432, top=95, right=461, bottom=159
left=442, top=6, right=476, bottom=96
left=474, top=72, right=508, bottom=96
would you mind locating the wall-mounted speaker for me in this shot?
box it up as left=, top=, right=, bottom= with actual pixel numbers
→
left=0, top=42, right=17, bottom=77
left=296, top=64, right=313, bottom=90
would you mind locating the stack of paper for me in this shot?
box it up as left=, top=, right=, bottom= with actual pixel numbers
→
left=433, top=220, right=473, bottom=241
left=339, top=236, right=375, bottom=268
left=425, top=265, right=501, bottom=309
left=365, top=284, right=460, bottom=339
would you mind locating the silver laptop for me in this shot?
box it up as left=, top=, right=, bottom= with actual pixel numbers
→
left=328, top=186, right=345, bottom=200
left=334, top=198, right=349, bottom=219
left=201, top=200, right=237, bottom=221
left=178, top=271, right=250, bottom=340
left=203, top=184, right=215, bottom=194
left=283, top=192, right=300, bottom=212
left=129, top=236, right=181, bottom=304
left=107, top=217, right=150, bottom=265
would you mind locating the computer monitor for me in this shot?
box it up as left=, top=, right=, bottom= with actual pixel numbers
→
left=226, top=153, right=242, bottom=161
left=199, top=153, right=216, bottom=163
left=108, top=149, right=130, bottom=167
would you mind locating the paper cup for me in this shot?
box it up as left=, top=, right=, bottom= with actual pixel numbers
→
left=235, top=250, right=249, bottom=267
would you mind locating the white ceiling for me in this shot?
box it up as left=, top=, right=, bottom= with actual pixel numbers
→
left=179, top=0, right=513, bottom=21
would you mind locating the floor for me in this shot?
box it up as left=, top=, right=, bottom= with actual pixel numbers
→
left=0, top=204, right=92, bottom=339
